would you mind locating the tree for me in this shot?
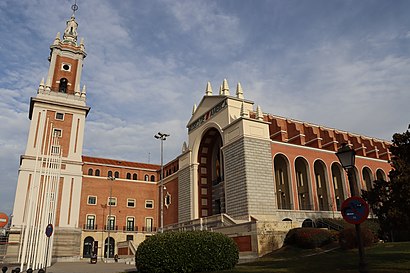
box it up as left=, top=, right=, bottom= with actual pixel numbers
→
left=363, top=128, right=410, bottom=241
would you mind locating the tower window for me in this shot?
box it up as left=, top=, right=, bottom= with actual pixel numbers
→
left=133, top=173, right=137, bottom=180
left=53, top=128, right=62, bottom=138
left=59, top=78, right=68, bottom=93
left=114, top=171, right=119, bottom=178
left=126, top=173, right=131, bottom=180
left=95, top=169, right=100, bottom=176
left=62, top=63, right=71, bottom=71
left=55, top=112, right=64, bottom=120
left=88, top=169, right=93, bottom=176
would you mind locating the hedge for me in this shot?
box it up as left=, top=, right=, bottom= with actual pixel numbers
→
left=339, top=227, right=378, bottom=249
left=284, top=227, right=334, bottom=249
left=135, top=231, right=239, bottom=273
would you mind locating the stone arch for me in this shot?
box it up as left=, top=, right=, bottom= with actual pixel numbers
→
left=294, top=157, right=312, bottom=210
left=331, top=162, right=346, bottom=210
left=302, top=218, right=315, bottom=227
left=362, top=167, right=373, bottom=191
left=314, top=160, right=329, bottom=211
left=83, top=236, right=94, bottom=258
left=273, top=154, right=292, bottom=209
left=376, top=169, right=387, bottom=181
left=197, top=127, right=225, bottom=217
left=104, top=237, right=115, bottom=258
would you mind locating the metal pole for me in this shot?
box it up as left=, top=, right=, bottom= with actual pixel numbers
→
left=107, top=177, right=114, bottom=260
left=160, top=138, right=164, bottom=233
left=356, top=223, right=368, bottom=273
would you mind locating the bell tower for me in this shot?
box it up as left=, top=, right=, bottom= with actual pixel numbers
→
left=9, top=5, right=90, bottom=269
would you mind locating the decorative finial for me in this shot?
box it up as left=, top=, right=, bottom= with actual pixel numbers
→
left=71, top=0, right=79, bottom=16
left=236, top=82, right=244, bottom=99
left=81, top=85, right=86, bottom=98
left=240, top=102, right=248, bottom=117
left=222, top=79, right=230, bottom=96
left=205, top=82, right=212, bottom=96
left=219, top=85, right=223, bottom=95
left=256, top=105, right=263, bottom=121
left=192, top=103, right=197, bottom=115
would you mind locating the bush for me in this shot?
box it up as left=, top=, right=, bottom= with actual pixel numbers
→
left=339, top=227, right=377, bottom=250
left=284, top=228, right=334, bottom=249
left=135, top=231, right=239, bottom=273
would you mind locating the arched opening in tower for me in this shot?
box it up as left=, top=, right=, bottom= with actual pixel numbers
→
left=197, top=128, right=225, bottom=218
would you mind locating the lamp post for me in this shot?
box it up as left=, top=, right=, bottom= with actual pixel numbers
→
left=154, top=132, right=169, bottom=233
left=107, top=176, right=115, bottom=260
left=336, top=143, right=368, bottom=273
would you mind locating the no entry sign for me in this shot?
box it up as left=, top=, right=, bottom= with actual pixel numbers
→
left=0, top=212, right=8, bottom=228
left=341, top=197, right=369, bottom=225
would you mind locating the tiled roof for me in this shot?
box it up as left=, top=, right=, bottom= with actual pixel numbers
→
left=82, top=155, right=160, bottom=170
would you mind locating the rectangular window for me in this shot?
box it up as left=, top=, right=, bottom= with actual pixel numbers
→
left=107, top=216, right=115, bottom=230
left=108, top=197, right=117, bottom=206
left=55, top=112, right=64, bottom=120
left=86, top=215, right=95, bottom=230
left=297, top=172, right=304, bottom=187
left=126, top=235, right=134, bottom=241
left=127, top=199, right=136, bottom=208
left=126, top=217, right=135, bottom=231
left=145, top=218, right=153, bottom=232
left=145, top=200, right=154, bottom=209
left=51, top=145, right=60, bottom=155
left=87, top=196, right=97, bottom=205
left=53, top=128, right=62, bottom=138
left=333, top=176, right=338, bottom=190
left=316, top=174, right=322, bottom=188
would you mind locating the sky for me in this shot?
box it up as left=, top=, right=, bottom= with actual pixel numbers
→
left=0, top=0, right=409, bottom=215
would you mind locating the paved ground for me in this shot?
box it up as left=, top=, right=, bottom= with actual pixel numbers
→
left=1, top=261, right=137, bottom=273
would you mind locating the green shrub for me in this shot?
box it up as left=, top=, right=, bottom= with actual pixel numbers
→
left=135, top=231, right=239, bottom=273
left=339, top=227, right=377, bottom=250
left=284, top=228, right=334, bottom=249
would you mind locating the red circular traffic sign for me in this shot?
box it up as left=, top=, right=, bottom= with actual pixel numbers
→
left=341, top=197, right=369, bottom=225
left=45, top=224, right=54, bottom=237
left=0, top=213, right=8, bottom=228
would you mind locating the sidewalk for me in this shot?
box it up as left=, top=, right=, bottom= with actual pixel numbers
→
left=2, top=262, right=137, bottom=273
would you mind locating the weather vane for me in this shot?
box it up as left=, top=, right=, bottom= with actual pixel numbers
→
left=71, top=0, right=78, bottom=16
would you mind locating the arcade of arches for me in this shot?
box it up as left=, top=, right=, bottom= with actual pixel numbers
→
left=273, top=154, right=387, bottom=212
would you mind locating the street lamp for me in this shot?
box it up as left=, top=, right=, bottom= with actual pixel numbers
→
left=154, top=132, right=170, bottom=233
left=107, top=176, right=115, bottom=260
left=336, top=143, right=357, bottom=196
left=336, top=143, right=368, bottom=273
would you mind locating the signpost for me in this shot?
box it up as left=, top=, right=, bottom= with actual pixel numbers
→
left=44, top=224, right=53, bottom=273
left=341, top=197, right=369, bottom=273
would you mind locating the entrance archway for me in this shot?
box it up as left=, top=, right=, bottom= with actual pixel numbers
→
left=83, top=236, right=94, bottom=258
left=197, top=128, right=225, bottom=217
left=104, top=237, right=115, bottom=258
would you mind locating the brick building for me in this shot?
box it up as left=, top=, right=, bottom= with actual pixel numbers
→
left=7, top=13, right=391, bottom=270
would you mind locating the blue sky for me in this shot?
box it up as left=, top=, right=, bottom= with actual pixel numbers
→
left=0, top=0, right=409, bottom=215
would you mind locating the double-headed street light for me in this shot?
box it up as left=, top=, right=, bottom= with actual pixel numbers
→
left=154, top=132, right=170, bottom=233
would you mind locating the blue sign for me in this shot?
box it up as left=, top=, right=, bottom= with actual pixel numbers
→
left=341, top=197, right=369, bottom=225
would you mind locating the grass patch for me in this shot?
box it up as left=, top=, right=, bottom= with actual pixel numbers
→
left=214, top=242, right=410, bottom=273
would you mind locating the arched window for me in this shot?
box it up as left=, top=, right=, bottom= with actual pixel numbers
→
left=133, top=173, right=137, bottom=180
left=95, top=169, right=100, bottom=176
left=114, top=171, right=119, bottom=178
left=108, top=170, right=113, bottom=177
left=126, top=173, right=131, bottom=180
left=59, top=78, right=68, bottom=93
left=150, top=175, right=155, bottom=182
left=88, top=168, right=93, bottom=176
left=144, top=175, right=149, bottom=181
